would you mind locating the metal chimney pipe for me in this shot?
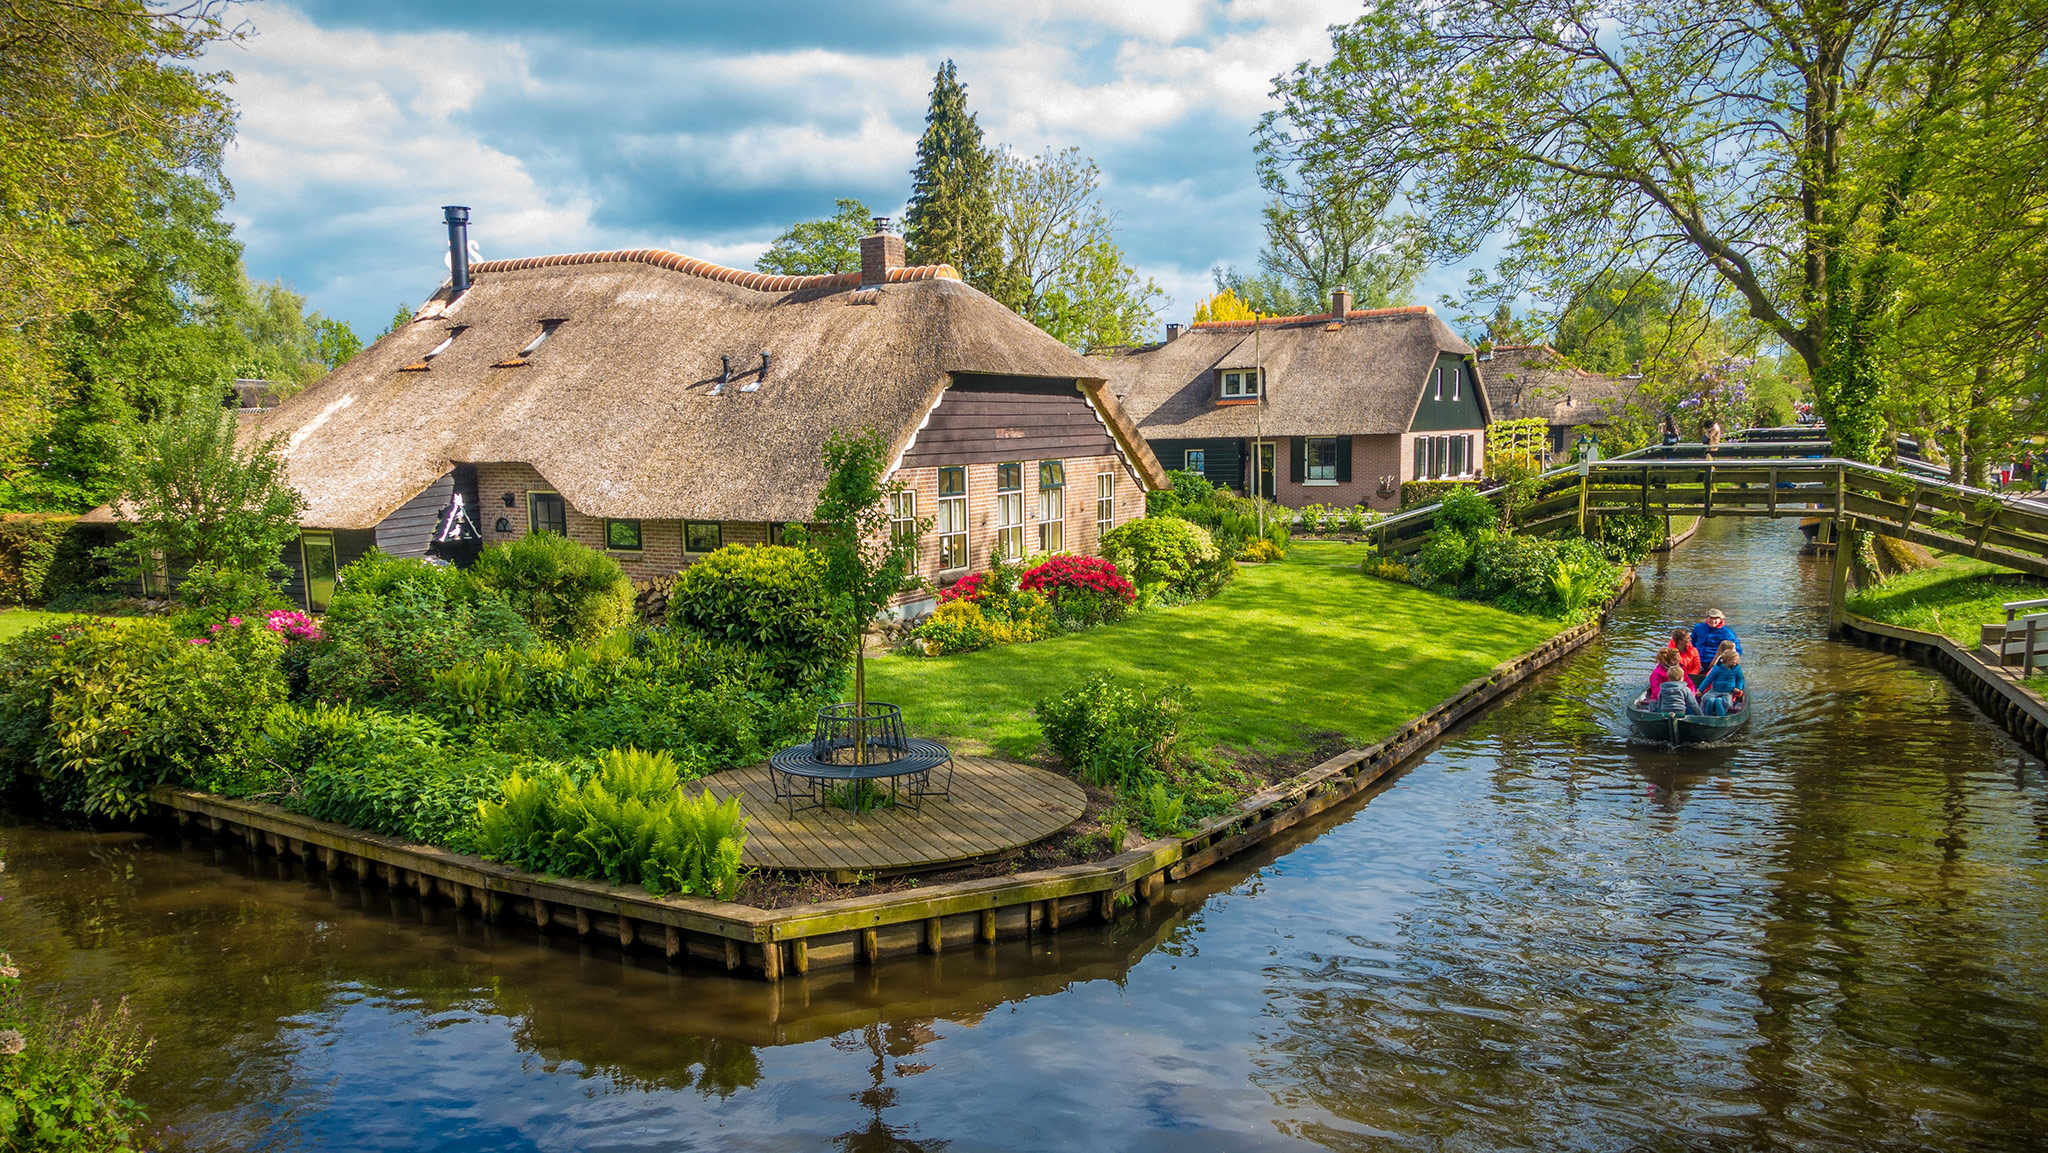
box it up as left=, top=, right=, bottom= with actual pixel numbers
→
left=443, top=205, right=472, bottom=296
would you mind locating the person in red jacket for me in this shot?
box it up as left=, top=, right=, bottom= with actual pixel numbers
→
left=1665, top=628, right=1702, bottom=677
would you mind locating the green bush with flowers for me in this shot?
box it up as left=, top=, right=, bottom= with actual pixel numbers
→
left=0, top=946, right=154, bottom=1153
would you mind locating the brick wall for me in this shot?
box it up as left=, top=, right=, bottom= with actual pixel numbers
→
left=1398, top=428, right=1487, bottom=489
left=1273, top=435, right=1411, bottom=512
left=473, top=461, right=772, bottom=583
left=889, top=452, right=1139, bottom=591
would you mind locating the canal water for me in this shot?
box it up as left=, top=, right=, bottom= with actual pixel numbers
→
left=4, top=519, right=2046, bottom=1151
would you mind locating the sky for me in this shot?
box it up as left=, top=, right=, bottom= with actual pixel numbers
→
left=209, top=0, right=1484, bottom=341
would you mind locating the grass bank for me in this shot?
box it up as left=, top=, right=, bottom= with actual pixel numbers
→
left=866, top=541, right=1567, bottom=762
left=1846, top=553, right=2047, bottom=645
left=0, top=609, right=85, bottom=642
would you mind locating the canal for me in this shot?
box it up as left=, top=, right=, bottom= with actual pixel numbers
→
left=4, top=518, right=2046, bottom=1151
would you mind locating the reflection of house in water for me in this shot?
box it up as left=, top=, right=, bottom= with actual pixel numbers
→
left=1483, top=344, right=1642, bottom=458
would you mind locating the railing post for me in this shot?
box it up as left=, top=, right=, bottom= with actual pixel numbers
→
left=1829, top=515, right=1852, bottom=638
left=1576, top=461, right=1590, bottom=536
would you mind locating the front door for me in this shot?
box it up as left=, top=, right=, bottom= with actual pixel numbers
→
left=1251, top=441, right=1276, bottom=500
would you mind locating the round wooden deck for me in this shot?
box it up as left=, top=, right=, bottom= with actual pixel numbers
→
left=699, top=755, right=1086, bottom=876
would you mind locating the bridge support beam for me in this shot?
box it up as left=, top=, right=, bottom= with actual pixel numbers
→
left=1828, top=521, right=1853, bottom=638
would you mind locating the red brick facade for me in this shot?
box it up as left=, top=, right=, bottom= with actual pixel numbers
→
left=474, top=462, right=771, bottom=583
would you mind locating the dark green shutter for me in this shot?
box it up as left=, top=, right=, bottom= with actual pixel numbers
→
left=1289, top=438, right=1304, bottom=483
left=1335, top=436, right=1352, bottom=483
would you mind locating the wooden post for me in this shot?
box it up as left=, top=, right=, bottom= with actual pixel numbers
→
left=533, top=898, right=551, bottom=929
left=924, top=917, right=943, bottom=953
left=666, top=926, right=683, bottom=961
left=790, top=938, right=809, bottom=974
left=1829, top=520, right=1853, bottom=637
left=725, top=937, right=741, bottom=972
left=482, top=891, right=503, bottom=922
left=1097, top=890, right=1117, bottom=922
left=861, top=928, right=879, bottom=964
left=574, top=908, right=592, bottom=939
left=617, top=917, right=636, bottom=948
left=1043, top=898, right=1061, bottom=933
left=1767, top=467, right=1778, bottom=516
left=761, top=941, right=782, bottom=981
left=978, top=908, right=997, bottom=943
left=1576, top=463, right=1589, bottom=536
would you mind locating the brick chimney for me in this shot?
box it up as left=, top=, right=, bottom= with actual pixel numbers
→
left=860, top=216, right=904, bottom=286
left=1165, top=323, right=1183, bottom=342
left=1330, top=285, right=1352, bottom=318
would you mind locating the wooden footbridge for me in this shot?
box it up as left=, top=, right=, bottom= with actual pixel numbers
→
left=1370, top=436, right=2048, bottom=633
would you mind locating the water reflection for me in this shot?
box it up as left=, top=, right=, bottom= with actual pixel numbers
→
left=2, top=519, right=2045, bottom=1150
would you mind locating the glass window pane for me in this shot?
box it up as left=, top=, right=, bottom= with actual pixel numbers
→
left=606, top=519, right=641, bottom=550
left=301, top=533, right=337, bottom=613
left=685, top=521, right=722, bottom=553
left=998, top=462, right=1022, bottom=492
left=1185, top=449, right=1205, bottom=472
left=530, top=493, right=567, bottom=536
left=939, top=466, right=965, bottom=497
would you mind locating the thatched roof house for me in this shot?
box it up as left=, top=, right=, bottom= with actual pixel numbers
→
left=127, top=216, right=1165, bottom=611
left=1483, top=344, right=1641, bottom=453
left=1099, top=291, right=1491, bottom=510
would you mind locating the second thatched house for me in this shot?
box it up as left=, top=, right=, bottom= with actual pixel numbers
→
left=191, top=213, right=1165, bottom=613
left=1482, top=344, right=1640, bottom=457
left=1099, top=291, right=1492, bottom=511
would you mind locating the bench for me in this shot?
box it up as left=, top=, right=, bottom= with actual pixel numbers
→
left=1983, top=605, right=2048, bottom=673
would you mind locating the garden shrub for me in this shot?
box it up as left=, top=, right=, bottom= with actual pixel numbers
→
left=1100, top=517, right=1218, bottom=602
left=666, top=544, right=842, bottom=694
left=171, top=563, right=289, bottom=631
left=1034, top=673, right=1193, bottom=789
left=1471, top=533, right=1563, bottom=612
left=0, top=514, right=95, bottom=606
left=1435, top=485, right=1500, bottom=536
left=471, top=532, right=635, bottom=645
left=474, top=747, right=749, bottom=899
left=911, top=591, right=1056, bottom=655
left=1409, top=530, right=1478, bottom=592
left=305, top=551, right=533, bottom=705
left=1144, top=468, right=1218, bottom=516
left=0, top=618, right=285, bottom=817
left=1593, top=512, right=1665, bottom=564
left=1238, top=538, right=1284, bottom=563
left=1400, top=478, right=1480, bottom=508
left=0, top=950, right=154, bottom=1152
left=1018, top=555, right=1134, bottom=628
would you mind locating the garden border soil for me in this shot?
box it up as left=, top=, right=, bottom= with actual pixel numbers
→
left=1838, top=613, right=2048, bottom=757
left=142, top=570, right=1640, bottom=981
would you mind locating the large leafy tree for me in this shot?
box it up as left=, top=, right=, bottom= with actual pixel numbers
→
left=0, top=0, right=239, bottom=464
left=1262, top=0, right=2048, bottom=464
left=756, top=197, right=874, bottom=277
left=988, top=148, right=1160, bottom=349
left=902, top=61, right=1002, bottom=293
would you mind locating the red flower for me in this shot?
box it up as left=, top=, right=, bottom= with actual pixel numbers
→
left=938, top=571, right=987, bottom=604
left=1019, top=555, right=1136, bottom=604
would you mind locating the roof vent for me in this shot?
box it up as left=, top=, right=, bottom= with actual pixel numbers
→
left=741, top=350, right=768, bottom=392
left=443, top=206, right=473, bottom=297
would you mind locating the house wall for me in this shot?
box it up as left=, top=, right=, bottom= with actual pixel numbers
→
left=898, top=375, right=1120, bottom=468
left=1411, top=353, right=1487, bottom=432
left=1271, top=435, right=1406, bottom=511
left=1143, top=437, right=1245, bottom=491
left=472, top=461, right=772, bottom=583
left=371, top=471, right=454, bottom=559
left=888, top=450, right=1140, bottom=595
left=1399, top=429, right=1487, bottom=484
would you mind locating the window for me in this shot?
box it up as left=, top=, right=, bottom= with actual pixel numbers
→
left=1220, top=370, right=1261, bottom=399
left=769, top=522, right=789, bottom=546
left=1096, top=473, right=1115, bottom=540
left=529, top=491, right=567, bottom=535
left=891, top=490, right=918, bottom=541
left=1306, top=437, right=1339, bottom=482
left=937, top=466, right=968, bottom=570
left=425, top=326, right=465, bottom=362
left=1414, top=437, right=1428, bottom=480
left=300, top=532, right=337, bottom=614
left=605, top=519, right=642, bottom=551
left=1184, top=448, right=1206, bottom=474
left=684, top=521, right=722, bottom=554
left=996, top=462, right=1024, bottom=561
left=1451, top=363, right=1461, bottom=401
left=1037, top=460, right=1066, bottom=554
left=1447, top=435, right=1464, bottom=477
left=1433, top=366, right=1444, bottom=400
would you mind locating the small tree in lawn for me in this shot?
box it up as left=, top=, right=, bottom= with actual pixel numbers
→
left=801, top=428, right=924, bottom=761
left=110, top=380, right=306, bottom=605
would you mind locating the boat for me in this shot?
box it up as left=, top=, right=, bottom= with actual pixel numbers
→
left=1627, top=694, right=1750, bottom=745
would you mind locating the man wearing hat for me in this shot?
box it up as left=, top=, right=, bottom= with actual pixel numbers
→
left=1691, top=609, right=1742, bottom=658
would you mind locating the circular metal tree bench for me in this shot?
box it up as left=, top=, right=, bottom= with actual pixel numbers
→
left=768, top=702, right=954, bottom=816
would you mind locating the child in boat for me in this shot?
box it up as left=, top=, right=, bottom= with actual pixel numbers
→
left=1666, top=628, right=1702, bottom=677
left=1648, top=649, right=1700, bottom=714
left=1697, top=641, right=1745, bottom=716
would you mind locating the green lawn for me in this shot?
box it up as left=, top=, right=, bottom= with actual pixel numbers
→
left=1846, top=553, right=2048, bottom=645
left=0, top=608, right=85, bottom=642
left=865, top=541, right=1567, bottom=762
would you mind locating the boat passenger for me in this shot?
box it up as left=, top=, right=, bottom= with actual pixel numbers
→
left=1648, top=649, right=1699, bottom=714
left=1697, top=641, right=1745, bottom=716
left=1691, top=609, right=1742, bottom=657
left=1666, top=628, right=1702, bottom=677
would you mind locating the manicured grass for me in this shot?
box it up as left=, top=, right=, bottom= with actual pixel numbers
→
left=0, top=608, right=85, bottom=642
left=1846, top=553, right=2048, bottom=645
left=865, top=541, right=1567, bottom=761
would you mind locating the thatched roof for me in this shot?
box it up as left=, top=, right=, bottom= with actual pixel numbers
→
left=1484, top=344, right=1640, bottom=426
left=1097, top=305, right=1485, bottom=438
left=211, top=249, right=1161, bottom=531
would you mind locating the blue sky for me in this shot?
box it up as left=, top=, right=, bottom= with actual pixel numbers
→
left=211, top=0, right=1483, bottom=340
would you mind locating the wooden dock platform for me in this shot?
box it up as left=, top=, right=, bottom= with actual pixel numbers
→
left=698, top=757, right=1086, bottom=877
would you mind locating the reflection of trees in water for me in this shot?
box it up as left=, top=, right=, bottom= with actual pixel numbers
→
left=830, top=1021, right=948, bottom=1152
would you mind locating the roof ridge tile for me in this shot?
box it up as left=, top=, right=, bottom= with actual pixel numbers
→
left=1189, top=304, right=1432, bottom=331
left=465, top=249, right=959, bottom=291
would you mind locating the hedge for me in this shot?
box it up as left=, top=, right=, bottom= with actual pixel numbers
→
left=1399, top=479, right=1483, bottom=509
left=0, top=514, right=97, bottom=605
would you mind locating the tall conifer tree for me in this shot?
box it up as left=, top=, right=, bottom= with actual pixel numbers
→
left=903, top=61, right=1001, bottom=293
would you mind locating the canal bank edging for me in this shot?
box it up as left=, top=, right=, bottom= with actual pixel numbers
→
left=147, top=570, right=1638, bottom=982
left=1838, top=614, right=2048, bottom=757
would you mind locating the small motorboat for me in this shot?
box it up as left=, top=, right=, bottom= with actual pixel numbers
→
left=1627, top=694, right=1750, bottom=745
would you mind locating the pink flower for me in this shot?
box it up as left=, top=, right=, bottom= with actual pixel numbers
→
left=187, top=637, right=209, bottom=645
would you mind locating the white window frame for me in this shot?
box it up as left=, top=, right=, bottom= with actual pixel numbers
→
left=996, top=462, right=1025, bottom=561
left=937, top=467, right=968, bottom=571
left=1221, top=369, right=1262, bottom=399
left=1305, top=437, right=1339, bottom=483
left=1096, top=472, right=1115, bottom=541
left=1037, top=464, right=1065, bottom=554
left=1184, top=448, right=1205, bottom=473
left=1433, top=366, right=1444, bottom=401
left=890, top=490, right=917, bottom=542
left=1451, top=363, right=1461, bottom=401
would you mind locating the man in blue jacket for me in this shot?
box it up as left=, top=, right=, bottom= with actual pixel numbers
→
left=1691, top=609, right=1742, bottom=657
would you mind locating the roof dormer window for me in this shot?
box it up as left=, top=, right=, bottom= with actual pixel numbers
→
left=1220, top=369, right=1262, bottom=400
left=426, top=326, right=464, bottom=360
